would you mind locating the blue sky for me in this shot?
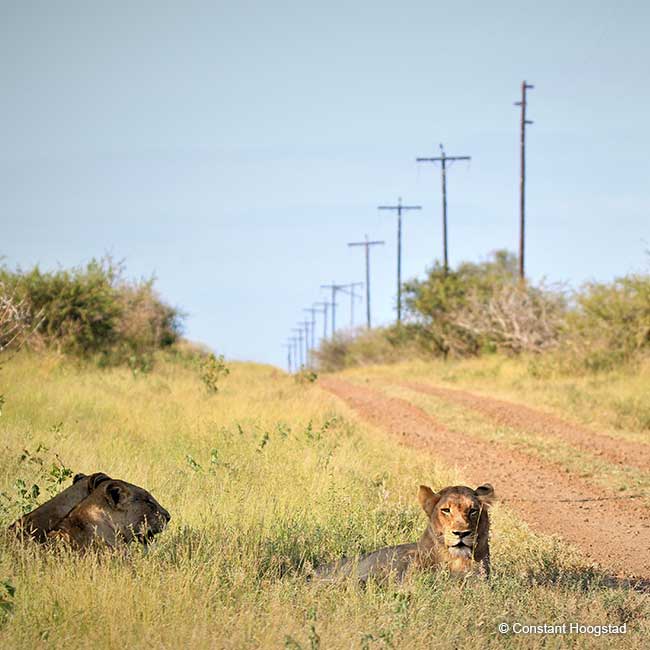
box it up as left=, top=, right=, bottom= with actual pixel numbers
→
left=2, top=1, right=649, bottom=367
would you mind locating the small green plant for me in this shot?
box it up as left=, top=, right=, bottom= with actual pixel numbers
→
left=294, top=368, right=318, bottom=384
left=201, top=353, right=230, bottom=393
left=0, top=580, right=15, bottom=625
left=186, top=455, right=203, bottom=472
left=0, top=444, right=73, bottom=521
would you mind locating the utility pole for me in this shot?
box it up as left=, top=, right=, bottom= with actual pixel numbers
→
left=320, top=282, right=347, bottom=336
left=291, top=328, right=304, bottom=368
left=348, top=235, right=385, bottom=328
left=290, top=337, right=299, bottom=371
left=416, top=144, right=470, bottom=275
left=282, top=342, right=293, bottom=373
left=298, top=320, right=311, bottom=367
left=514, top=81, right=534, bottom=281
left=340, top=282, right=363, bottom=327
left=378, top=197, right=422, bottom=323
left=303, top=307, right=317, bottom=349
left=313, top=302, right=329, bottom=340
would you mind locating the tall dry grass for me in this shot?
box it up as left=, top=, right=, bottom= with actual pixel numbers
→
left=0, top=352, right=647, bottom=648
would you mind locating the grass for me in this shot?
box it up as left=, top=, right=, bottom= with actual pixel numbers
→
left=1, top=352, right=648, bottom=648
left=366, top=383, right=650, bottom=501
left=340, top=354, right=650, bottom=441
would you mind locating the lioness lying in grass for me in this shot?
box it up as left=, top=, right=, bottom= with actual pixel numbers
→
left=314, top=484, right=494, bottom=583
left=10, top=472, right=171, bottom=548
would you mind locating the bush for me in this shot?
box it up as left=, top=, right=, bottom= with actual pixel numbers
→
left=563, top=274, right=650, bottom=371
left=200, top=353, right=230, bottom=393
left=0, top=283, right=41, bottom=356
left=403, top=250, right=565, bottom=357
left=314, top=326, right=426, bottom=372
left=0, top=258, right=183, bottom=366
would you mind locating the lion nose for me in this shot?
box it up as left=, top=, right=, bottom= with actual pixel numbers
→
left=452, top=530, right=471, bottom=538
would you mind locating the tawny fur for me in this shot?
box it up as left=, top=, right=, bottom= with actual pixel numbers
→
left=51, top=479, right=171, bottom=549
left=314, top=484, right=494, bottom=584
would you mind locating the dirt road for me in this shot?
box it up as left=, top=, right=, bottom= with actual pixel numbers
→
left=320, top=376, right=650, bottom=579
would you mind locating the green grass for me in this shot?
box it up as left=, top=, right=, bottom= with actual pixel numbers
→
left=368, top=383, right=650, bottom=501
left=341, top=354, right=650, bottom=441
left=0, top=353, right=648, bottom=648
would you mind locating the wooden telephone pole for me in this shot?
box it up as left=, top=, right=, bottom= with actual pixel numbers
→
left=348, top=235, right=385, bottom=328
left=378, top=197, right=422, bottom=323
left=416, top=144, right=471, bottom=275
left=320, top=282, right=347, bottom=336
left=514, top=81, right=534, bottom=280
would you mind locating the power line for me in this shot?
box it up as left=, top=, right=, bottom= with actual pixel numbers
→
left=339, top=282, right=363, bottom=327
left=282, top=341, right=293, bottom=373
left=416, top=144, right=471, bottom=275
left=291, top=328, right=304, bottom=367
left=312, top=302, right=329, bottom=340
left=377, top=197, right=422, bottom=323
left=297, top=320, right=312, bottom=368
left=320, top=282, right=348, bottom=336
left=348, top=235, right=385, bottom=328
left=514, top=80, right=534, bottom=281
left=303, top=307, right=317, bottom=349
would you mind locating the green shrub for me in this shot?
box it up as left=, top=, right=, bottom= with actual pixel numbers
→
left=201, top=353, right=230, bottom=393
left=314, top=325, right=426, bottom=372
left=563, top=274, right=650, bottom=372
left=0, top=257, right=183, bottom=366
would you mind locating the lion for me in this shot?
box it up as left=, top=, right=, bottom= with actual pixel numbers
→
left=313, top=483, right=494, bottom=583
left=48, top=478, right=171, bottom=548
left=9, top=472, right=111, bottom=541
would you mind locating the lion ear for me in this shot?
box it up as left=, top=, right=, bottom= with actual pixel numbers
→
left=475, top=484, right=495, bottom=506
left=87, top=473, right=111, bottom=492
left=103, top=481, right=127, bottom=508
left=418, top=485, right=440, bottom=517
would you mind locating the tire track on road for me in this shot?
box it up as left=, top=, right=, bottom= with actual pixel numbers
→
left=403, top=381, right=650, bottom=471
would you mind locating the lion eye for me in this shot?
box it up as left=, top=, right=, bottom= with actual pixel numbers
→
left=440, top=507, right=451, bottom=514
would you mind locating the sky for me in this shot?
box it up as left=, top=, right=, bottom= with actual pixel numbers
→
left=2, top=1, right=649, bottom=368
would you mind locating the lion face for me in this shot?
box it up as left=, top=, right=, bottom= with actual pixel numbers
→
left=418, top=484, right=494, bottom=560
left=63, top=479, right=171, bottom=547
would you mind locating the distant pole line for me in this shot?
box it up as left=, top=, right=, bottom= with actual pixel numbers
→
left=340, top=282, right=363, bottom=327
left=291, top=328, right=304, bottom=367
left=312, top=302, right=329, bottom=340
left=416, top=144, right=470, bottom=275
left=348, top=235, right=385, bottom=328
left=282, top=342, right=293, bottom=373
left=291, top=337, right=299, bottom=371
left=298, top=320, right=312, bottom=367
left=320, top=282, right=348, bottom=336
left=303, top=307, right=318, bottom=349
left=378, top=197, right=422, bottom=323
left=514, top=80, right=534, bottom=281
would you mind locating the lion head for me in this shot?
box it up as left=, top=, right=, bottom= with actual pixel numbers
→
left=51, top=478, right=171, bottom=548
left=418, top=483, right=494, bottom=575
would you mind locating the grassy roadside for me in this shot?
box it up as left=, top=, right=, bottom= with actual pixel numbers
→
left=360, top=382, right=650, bottom=501
left=339, top=355, right=650, bottom=441
left=1, top=353, right=648, bottom=648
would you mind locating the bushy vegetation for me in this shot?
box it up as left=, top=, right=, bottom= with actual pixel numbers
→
left=0, top=258, right=183, bottom=369
left=564, top=274, right=650, bottom=371
left=316, top=250, right=650, bottom=374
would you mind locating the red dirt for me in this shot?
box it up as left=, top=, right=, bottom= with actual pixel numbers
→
left=320, top=376, right=650, bottom=579
left=403, top=381, right=650, bottom=471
